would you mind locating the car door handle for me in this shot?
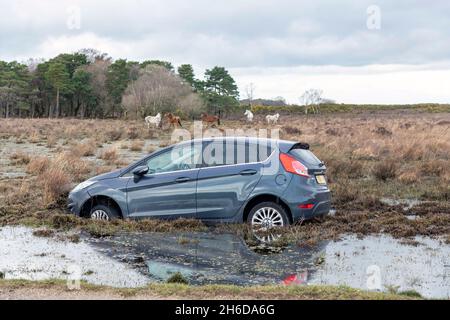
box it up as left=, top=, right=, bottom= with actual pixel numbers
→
left=239, top=169, right=258, bottom=176
left=175, top=177, right=191, bottom=183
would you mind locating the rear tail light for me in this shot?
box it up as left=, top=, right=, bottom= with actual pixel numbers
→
left=279, top=153, right=310, bottom=177
left=298, top=204, right=314, bottom=209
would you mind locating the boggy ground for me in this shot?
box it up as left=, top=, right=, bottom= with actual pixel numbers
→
left=0, top=279, right=420, bottom=300
left=0, top=110, right=449, bottom=245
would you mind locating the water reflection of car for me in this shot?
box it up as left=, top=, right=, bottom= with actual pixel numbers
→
left=94, top=231, right=328, bottom=285
left=68, top=137, right=331, bottom=228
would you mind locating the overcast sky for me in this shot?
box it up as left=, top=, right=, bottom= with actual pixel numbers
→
left=1, top=0, right=450, bottom=104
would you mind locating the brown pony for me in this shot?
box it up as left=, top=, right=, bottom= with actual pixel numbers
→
left=201, top=113, right=220, bottom=126
left=164, top=113, right=183, bottom=128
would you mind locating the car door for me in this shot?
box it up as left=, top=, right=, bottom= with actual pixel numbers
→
left=126, top=143, right=202, bottom=219
left=196, top=139, right=264, bottom=220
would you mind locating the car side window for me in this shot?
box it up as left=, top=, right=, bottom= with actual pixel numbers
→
left=146, top=143, right=202, bottom=174
left=201, top=139, right=274, bottom=167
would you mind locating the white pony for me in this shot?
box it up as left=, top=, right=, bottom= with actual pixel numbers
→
left=145, top=113, right=161, bottom=128
left=266, top=113, right=280, bottom=124
left=244, top=110, right=254, bottom=122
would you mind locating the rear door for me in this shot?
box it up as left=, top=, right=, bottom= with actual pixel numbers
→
left=196, top=139, right=265, bottom=220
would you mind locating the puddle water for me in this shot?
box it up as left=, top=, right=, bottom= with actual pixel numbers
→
left=0, top=226, right=149, bottom=288
left=1, top=225, right=448, bottom=298
left=380, top=197, right=423, bottom=210
left=89, top=231, right=450, bottom=299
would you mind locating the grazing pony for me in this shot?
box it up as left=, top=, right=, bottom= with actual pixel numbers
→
left=266, top=113, right=280, bottom=124
left=144, top=113, right=162, bottom=128
left=244, top=110, right=254, bottom=122
left=201, top=113, right=220, bottom=126
left=164, top=113, right=183, bottom=128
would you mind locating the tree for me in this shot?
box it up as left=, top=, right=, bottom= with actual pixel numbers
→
left=0, top=61, right=30, bottom=117
left=244, top=83, right=256, bottom=107
left=72, top=69, right=94, bottom=117
left=106, top=59, right=134, bottom=117
left=80, top=58, right=111, bottom=117
left=45, top=62, right=70, bottom=117
left=203, top=66, right=239, bottom=114
left=140, top=60, right=174, bottom=71
left=299, top=88, right=324, bottom=114
left=122, top=65, right=204, bottom=119
left=177, top=64, right=196, bottom=87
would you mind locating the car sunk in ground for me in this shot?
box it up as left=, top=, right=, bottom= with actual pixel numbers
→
left=68, top=137, right=331, bottom=229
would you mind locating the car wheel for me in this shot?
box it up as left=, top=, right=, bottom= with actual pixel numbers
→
left=90, top=204, right=120, bottom=221
left=247, top=201, right=290, bottom=230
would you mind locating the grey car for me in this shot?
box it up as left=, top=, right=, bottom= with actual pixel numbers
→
left=68, top=137, right=331, bottom=228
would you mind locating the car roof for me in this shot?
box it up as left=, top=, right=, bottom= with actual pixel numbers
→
left=177, top=137, right=300, bottom=153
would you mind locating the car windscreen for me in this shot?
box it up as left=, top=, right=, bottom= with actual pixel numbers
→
left=289, top=148, right=322, bottom=167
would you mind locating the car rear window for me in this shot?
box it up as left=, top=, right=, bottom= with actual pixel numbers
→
left=289, top=148, right=321, bottom=167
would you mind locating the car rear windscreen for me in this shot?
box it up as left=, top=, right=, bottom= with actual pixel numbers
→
left=289, top=148, right=322, bottom=167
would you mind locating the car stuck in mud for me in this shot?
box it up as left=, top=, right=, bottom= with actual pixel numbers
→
left=68, top=137, right=331, bottom=228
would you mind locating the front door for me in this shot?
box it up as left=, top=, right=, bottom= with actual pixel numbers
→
left=126, top=143, right=202, bottom=219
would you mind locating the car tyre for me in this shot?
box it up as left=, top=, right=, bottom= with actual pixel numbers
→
left=247, top=201, right=290, bottom=230
left=90, top=204, right=120, bottom=221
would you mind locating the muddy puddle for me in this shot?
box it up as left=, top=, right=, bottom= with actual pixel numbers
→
left=1, top=226, right=448, bottom=298
left=89, top=231, right=450, bottom=299
left=0, top=226, right=149, bottom=288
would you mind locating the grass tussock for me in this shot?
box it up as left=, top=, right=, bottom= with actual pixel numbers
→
left=99, top=147, right=118, bottom=162
left=9, top=152, right=31, bottom=165
left=129, top=140, right=144, bottom=152
left=39, top=167, right=71, bottom=207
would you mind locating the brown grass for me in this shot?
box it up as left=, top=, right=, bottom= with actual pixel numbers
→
left=73, top=139, right=97, bottom=157
left=39, top=167, right=71, bottom=207
left=9, top=152, right=31, bottom=165
left=99, top=147, right=119, bottom=163
left=26, top=157, right=51, bottom=174
left=129, top=140, right=144, bottom=152
left=0, top=111, right=449, bottom=241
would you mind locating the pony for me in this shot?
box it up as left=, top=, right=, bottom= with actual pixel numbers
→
left=244, top=110, right=254, bottom=122
left=266, top=113, right=280, bottom=124
left=144, top=113, right=161, bottom=128
left=164, top=113, right=183, bottom=128
left=201, top=113, right=220, bottom=126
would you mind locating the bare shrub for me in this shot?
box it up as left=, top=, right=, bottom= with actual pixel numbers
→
left=127, top=127, right=139, bottom=139
left=373, top=126, right=393, bottom=136
left=130, top=140, right=144, bottom=152
left=106, top=129, right=123, bottom=141
left=325, top=128, right=340, bottom=136
left=99, top=147, right=118, bottom=162
left=372, top=160, right=398, bottom=181
left=421, top=159, right=447, bottom=177
left=39, top=167, right=71, bottom=207
left=26, top=157, right=50, bottom=174
left=74, top=140, right=97, bottom=157
left=53, top=152, right=90, bottom=181
left=9, top=152, right=31, bottom=165
left=283, top=126, right=302, bottom=135
left=46, top=135, right=58, bottom=148
left=398, top=168, right=422, bottom=184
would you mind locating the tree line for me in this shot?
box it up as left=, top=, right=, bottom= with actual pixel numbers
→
left=0, top=49, right=240, bottom=119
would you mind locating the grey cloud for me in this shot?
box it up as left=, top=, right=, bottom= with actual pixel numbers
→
left=1, top=0, right=450, bottom=67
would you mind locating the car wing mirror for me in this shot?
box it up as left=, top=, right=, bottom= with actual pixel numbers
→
left=132, top=166, right=149, bottom=177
